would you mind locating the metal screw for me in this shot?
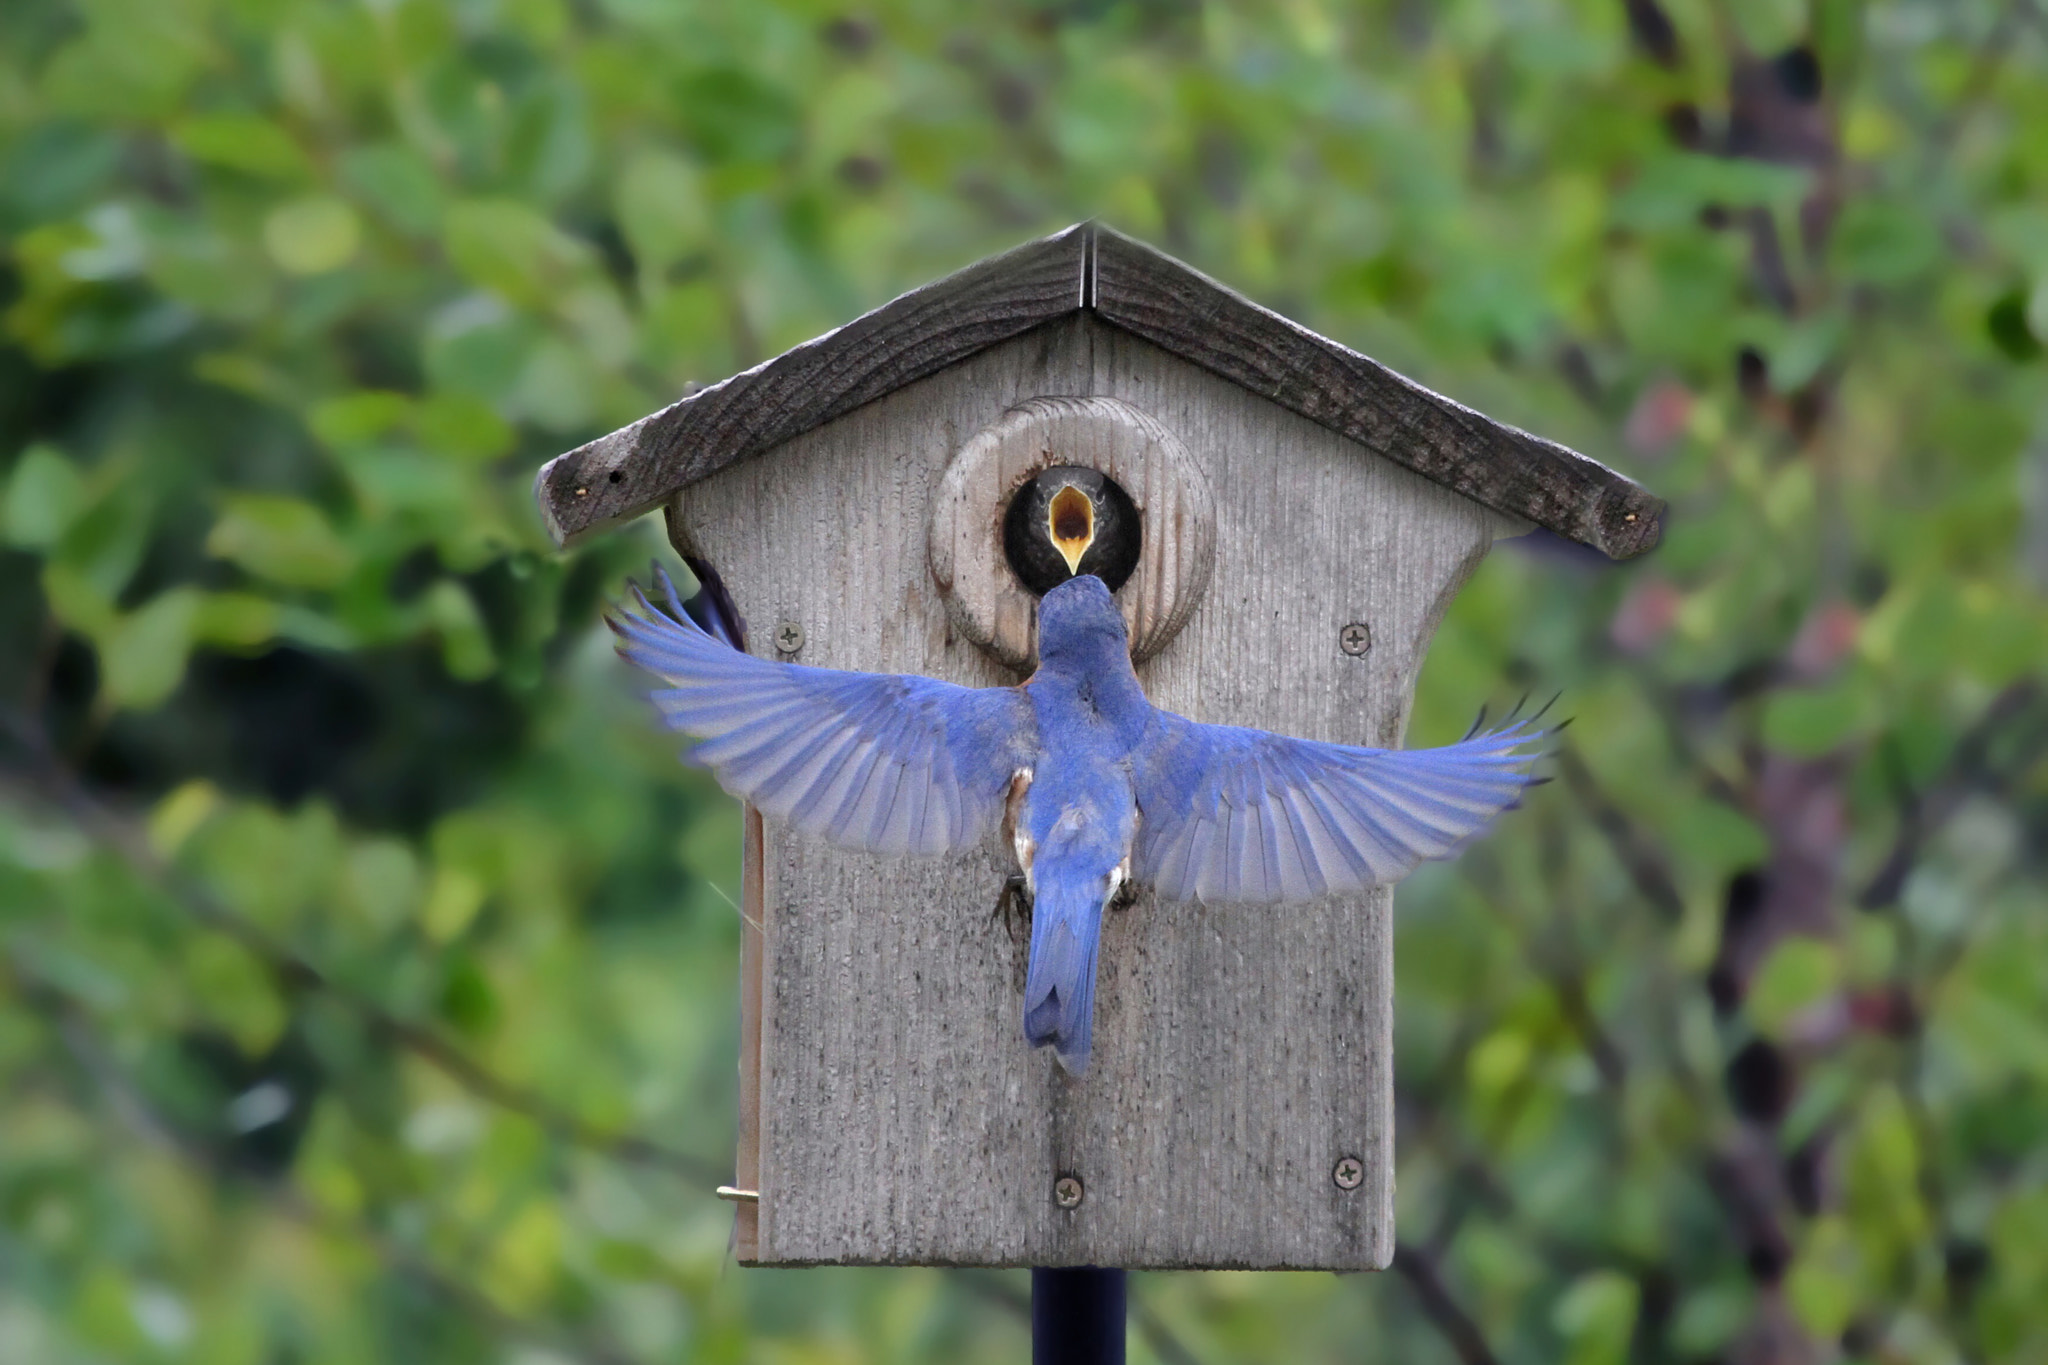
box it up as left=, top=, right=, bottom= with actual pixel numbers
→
left=1053, top=1175, right=1084, bottom=1209
left=1339, top=622, right=1372, bottom=657
left=1332, top=1156, right=1364, bottom=1191
left=774, top=621, right=805, bottom=655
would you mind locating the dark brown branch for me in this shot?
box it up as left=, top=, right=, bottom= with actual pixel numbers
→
left=1861, top=680, right=2046, bottom=909
left=1930, top=1, right=2029, bottom=159
left=1552, top=970, right=1630, bottom=1090
left=954, top=1270, right=1031, bottom=1318
left=1392, top=1243, right=1504, bottom=1365
left=1640, top=678, right=1752, bottom=811
left=0, top=707, right=727, bottom=1188
left=1130, top=1289, right=1206, bottom=1365
left=1464, top=862, right=1635, bottom=1093
left=1555, top=746, right=1684, bottom=920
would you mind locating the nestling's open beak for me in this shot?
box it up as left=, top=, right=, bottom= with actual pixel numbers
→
left=1048, top=484, right=1094, bottom=576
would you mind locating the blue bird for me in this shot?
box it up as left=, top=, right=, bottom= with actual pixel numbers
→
left=609, top=566, right=1549, bottom=1075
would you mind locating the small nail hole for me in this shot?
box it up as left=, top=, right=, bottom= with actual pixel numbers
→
left=607, top=470, right=623, bottom=484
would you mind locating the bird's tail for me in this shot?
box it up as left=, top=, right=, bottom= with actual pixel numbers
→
left=1022, top=862, right=1111, bottom=1076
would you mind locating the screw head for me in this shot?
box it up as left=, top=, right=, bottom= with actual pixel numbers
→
left=1339, top=622, right=1372, bottom=657
left=774, top=621, right=805, bottom=655
left=1332, top=1156, right=1364, bottom=1191
left=1053, top=1175, right=1084, bottom=1209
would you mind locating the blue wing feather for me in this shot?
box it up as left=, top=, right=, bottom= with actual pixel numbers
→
left=1131, top=710, right=1549, bottom=903
left=610, top=569, right=1036, bottom=856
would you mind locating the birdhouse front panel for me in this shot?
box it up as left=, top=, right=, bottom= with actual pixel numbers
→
left=664, top=311, right=1513, bottom=1270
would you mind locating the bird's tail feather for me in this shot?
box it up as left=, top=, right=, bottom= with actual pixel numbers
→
left=1022, top=865, right=1110, bottom=1076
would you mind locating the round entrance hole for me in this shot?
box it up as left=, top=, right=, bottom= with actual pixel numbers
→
left=1001, top=464, right=1143, bottom=596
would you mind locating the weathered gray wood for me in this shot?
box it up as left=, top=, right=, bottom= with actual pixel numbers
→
left=734, top=804, right=764, bottom=1258
left=1090, top=225, right=1663, bottom=561
left=666, top=314, right=1509, bottom=1269
left=928, top=395, right=1216, bottom=671
left=537, top=226, right=1091, bottom=546
left=545, top=222, right=1662, bottom=558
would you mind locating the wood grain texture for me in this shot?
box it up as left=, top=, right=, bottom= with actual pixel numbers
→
left=734, top=804, right=764, bottom=1259
left=1090, top=225, right=1663, bottom=560
left=927, top=395, right=1216, bottom=671
left=665, top=314, right=1510, bottom=1269
left=537, top=226, right=1090, bottom=546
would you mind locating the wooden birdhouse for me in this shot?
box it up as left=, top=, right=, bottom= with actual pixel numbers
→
left=533, top=223, right=1661, bottom=1271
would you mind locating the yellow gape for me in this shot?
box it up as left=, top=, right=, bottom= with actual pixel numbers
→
left=1048, top=484, right=1094, bottom=575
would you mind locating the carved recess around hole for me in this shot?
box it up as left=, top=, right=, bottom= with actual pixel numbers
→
left=928, top=396, right=1217, bottom=672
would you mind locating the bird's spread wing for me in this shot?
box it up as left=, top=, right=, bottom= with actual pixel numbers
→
left=609, top=567, right=1037, bottom=856
left=1129, top=707, right=1551, bottom=903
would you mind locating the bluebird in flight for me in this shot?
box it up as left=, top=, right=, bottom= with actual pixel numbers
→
left=610, top=500, right=1548, bottom=1075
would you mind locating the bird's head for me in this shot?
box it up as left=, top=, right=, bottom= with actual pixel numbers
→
left=1002, top=466, right=1141, bottom=597
left=1035, top=574, right=1129, bottom=668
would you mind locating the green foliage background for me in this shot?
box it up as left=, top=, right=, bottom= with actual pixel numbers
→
left=3, top=0, right=2047, bottom=1361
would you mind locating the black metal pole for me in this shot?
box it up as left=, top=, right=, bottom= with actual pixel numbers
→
left=1032, top=1266, right=1125, bottom=1365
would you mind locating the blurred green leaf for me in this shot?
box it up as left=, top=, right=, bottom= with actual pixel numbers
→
left=261, top=196, right=362, bottom=276
left=204, top=495, right=354, bottom=588
left=183, top=935, right=286, bottom=1054
left=417, top=392, right=515, bottom=462
left=615, top=149, right=710, bottom=278
left=1830, top=200, right=1944, bottom=288
left=1553, top=1271, right=1638, bottom=1365
left=1, top=443, right=87, bottom=549
left=339, top=141, right=446, bottom=236
left=191, top=592, right=280, bottom=650
left=1785, top=1217, right=1865, bottom=1342
left=1613, top=153, right=1813, bottom=231
left=171, top=115, right=315, bottom=182
left=1747, top=938, right=1843, bottom=1037
left=308, top=391, right=414, bottom=449
left=148, top=780, right=221, bottom=859
left=100, top=588, right=200, bottom=710
left=443, top=198, right=592, bottom=306
left=1762, top=667, right=1880, bottom=755
left=676, top=67, right=800, bottom=166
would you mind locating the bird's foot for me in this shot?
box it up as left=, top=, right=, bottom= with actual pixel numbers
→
left=1110, top=879, right=1138, bottom=913
left=993, top=874, right=1033, bottom=943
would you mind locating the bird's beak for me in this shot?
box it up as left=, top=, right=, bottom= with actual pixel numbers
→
left=1048, top=484, right=1094, bottom=576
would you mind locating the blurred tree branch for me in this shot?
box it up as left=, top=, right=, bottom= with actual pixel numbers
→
left=0, top=706, right=728, bottom=1188
left=1392, top=1242, right=1503, bottom=1365
left=1931, top=0, right=2037, bottom=158
left=1860, top=679, right=2048, bottom=909
left=9, top=961, right=648, bottom=1365
left=1555, top=746, right=1685, bottom=922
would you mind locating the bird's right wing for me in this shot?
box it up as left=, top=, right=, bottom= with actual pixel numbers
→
left=1129, top=707, right=1551, bottom=904
left=609, top=568, right=1036, bottom=856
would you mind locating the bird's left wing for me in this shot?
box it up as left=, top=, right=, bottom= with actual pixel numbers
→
left=609, top=568, right=1036, bottom=856
left=1129, top=708, right=1550, bottom=904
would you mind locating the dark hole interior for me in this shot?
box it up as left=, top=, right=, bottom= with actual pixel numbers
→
left=1002, top=465, right=1142, bottom=596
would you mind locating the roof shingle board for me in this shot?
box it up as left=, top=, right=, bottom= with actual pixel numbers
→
left=534, top=222, right=1661, bottom=558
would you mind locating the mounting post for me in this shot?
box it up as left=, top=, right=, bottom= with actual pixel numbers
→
left=1032, top=1266, right=1125, bottom=1365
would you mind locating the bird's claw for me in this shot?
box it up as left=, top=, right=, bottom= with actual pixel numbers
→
left=993, top=873, right=1033, bottom=943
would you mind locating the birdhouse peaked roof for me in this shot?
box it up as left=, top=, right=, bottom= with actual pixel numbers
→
left=534, top=222, right=1663, bottom=558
